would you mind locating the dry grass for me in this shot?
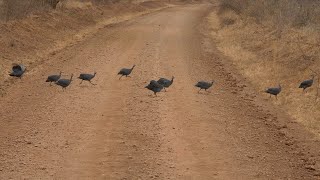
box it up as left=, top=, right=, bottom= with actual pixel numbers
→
left=0, top=0, right=144, bottom=21
left=210, top=1, right=320, bottom=136
left=219, top=0, right=320, bottom=28
left=0, top=0, right=61, bottom=21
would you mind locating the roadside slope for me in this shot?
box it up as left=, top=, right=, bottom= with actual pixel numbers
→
left=210, top=1, right=320, bottom=137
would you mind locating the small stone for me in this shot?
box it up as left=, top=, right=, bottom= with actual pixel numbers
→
left=306, top=165, right=316, bottom=171
left=247, top=155, right=254, bottom=159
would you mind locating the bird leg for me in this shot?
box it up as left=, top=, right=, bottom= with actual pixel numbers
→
left=80, top=80, right=83, bottom=84
left=89, top=81, right=97, bottom=85
left=119, top=75, right=123, bottom=80
left=198, top=89, right=202, bottom=93
left=164, top=88, right=167, bottom=92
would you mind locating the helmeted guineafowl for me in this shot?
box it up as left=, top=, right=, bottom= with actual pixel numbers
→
left=55, top=74, right=73, bottom=90
left=157, top=76, right=174, bottom=92
left=299, top=75, right=314, bottom=92
left=46, top=71, right=62, bottom=86
left=78, top=72, right=96, bottom=85
left=9, top=64, right=26, bottom=78
left=118, top=65, right=135, bottom=80
left=195, top=81, right=214, bottom=92
left=265, top=84, right=281, bottom=99
left=145, top=80, right=164, bottom=96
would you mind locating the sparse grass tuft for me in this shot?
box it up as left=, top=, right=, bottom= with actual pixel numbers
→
left=221, top=18, right=235, bottom=26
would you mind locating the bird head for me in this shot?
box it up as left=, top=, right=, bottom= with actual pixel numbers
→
left=145, top=84, right=151, bottom=90
left=132, top=65, right=136, bottom=69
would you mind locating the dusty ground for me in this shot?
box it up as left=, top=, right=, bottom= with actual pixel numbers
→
left=0, top=2, right=320, bottom=179
left=0, top=1, right=168, bottom=95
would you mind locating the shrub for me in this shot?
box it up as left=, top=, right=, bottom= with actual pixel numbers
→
left=219, top=0, right=320, bottom=28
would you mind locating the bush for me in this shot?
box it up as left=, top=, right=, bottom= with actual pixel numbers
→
left=219, top=0, right=320, bottom=28
left=0, top=0, right=60, bottom=21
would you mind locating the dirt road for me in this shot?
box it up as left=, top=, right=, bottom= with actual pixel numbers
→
left=0, top=3, right=319, bottom=179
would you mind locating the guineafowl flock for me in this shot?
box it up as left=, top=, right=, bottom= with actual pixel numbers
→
left=5, top=63, right=319, bottom=99
left=264, top=73, right=317, bottom=99
left=145, top=80, right=164, bottom=96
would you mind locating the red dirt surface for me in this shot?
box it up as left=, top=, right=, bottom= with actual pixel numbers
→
left=0, top=2, right=319, bottom=179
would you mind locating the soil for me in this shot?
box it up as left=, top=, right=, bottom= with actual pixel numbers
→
left=0, top=2, right=319, bottom=179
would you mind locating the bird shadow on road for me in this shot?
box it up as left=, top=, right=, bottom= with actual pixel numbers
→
left=78, top=85, right=97, bottom=88
left=196, top=91, right=214, bottom=96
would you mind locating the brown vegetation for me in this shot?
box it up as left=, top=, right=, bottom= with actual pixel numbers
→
left=0, top=0, right=61, bottom=21
left=0, top=0, right=153, bottom=21
left=210, top=0, right=320, bottom=136
left=219, top=0, right=320, bottom=28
